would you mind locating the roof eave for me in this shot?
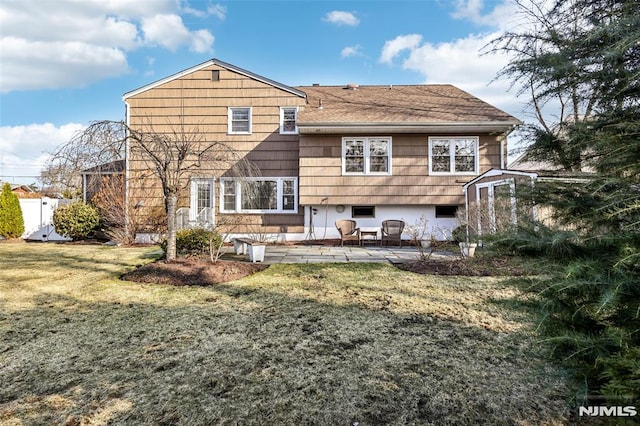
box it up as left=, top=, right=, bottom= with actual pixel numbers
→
left=298, top=121, right=521, bottom=135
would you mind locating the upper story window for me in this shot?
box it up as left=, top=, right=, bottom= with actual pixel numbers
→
left=228, top=107, right=252, bottom=134
left=342, top=137, right=392, bottom=175
left=280, top=107, right=298, bottom=134
left=428, top=136, right=478, bottom=175
left=220, top=177, right=298, bottom=214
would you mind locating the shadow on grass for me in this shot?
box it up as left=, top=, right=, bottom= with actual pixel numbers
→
left=0, top=242, right=160, bottom=281
left=1, top=260, right=572, bottom=425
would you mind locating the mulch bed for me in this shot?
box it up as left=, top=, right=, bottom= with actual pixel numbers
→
left=122, top=259, right=267, bottom=286
left=398, top=256, right=526, bottom=276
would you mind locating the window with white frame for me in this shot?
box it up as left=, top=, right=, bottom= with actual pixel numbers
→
left=228, top=107, right=252, bottom=134
left=220, top=177, right=298, bottom=213
left=342, top=137, right=392, bottom=175
left=428, top=137, right=478, bottom=174
left=280, top=107, right=298, bottom=134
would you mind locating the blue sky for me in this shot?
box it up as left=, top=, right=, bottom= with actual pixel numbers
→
left=0, top=0, right=529, bottom=185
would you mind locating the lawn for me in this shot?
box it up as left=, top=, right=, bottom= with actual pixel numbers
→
left=0, top=243, right=570, bottom=425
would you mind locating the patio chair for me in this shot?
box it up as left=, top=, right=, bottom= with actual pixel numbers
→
left=381, top=219, right=405, bottom=247
left=335, top=219, right=360, bottom=246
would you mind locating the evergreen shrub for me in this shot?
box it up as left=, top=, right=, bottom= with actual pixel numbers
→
left=0, top=183, right=25, bottom=238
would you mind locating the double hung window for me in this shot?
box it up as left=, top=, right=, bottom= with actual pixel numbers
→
left=280, top=107, right=298, bottom=134
left=342, top=137, right=392, bottom=175
left=220, top=178, right=298, bottom=213
left=429, top=137, right=478, bottom=174
left=228, top=107, right=252, bottom=134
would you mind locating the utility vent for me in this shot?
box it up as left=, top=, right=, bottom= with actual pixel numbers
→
left=345, top=83, right=359, bottom=90
left=211, top=70, right=220, bottom=81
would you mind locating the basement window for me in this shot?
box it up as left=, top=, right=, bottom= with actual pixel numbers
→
left=435, top=205, right=458, bottom=218
left=352, top=206, right=375, bottom=218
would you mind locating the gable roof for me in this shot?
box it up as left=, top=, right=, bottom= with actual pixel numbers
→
left=296, top=84, right=521, bottom=134
left=123, top=58, right=306, bottom=100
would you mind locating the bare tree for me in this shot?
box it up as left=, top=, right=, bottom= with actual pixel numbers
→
left=47, top=119, right=258, bottom=261
left=42, top=121, right=126, bottom=196
left=127, top=120, right=258, bottom=261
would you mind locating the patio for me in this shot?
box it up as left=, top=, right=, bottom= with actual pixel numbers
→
left=261, top=244, right=457, bottom=265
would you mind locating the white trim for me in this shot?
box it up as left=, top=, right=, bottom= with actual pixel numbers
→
left=341, top=137, right=392, bottom=176
left=429, top=136, right=478, bottom=176
left=279, top=106, right=298, bottom=134
left=219, top=177, right=298, bottom=214
left=462, top=168, right=538, bottom=191
left=228, top=107, right=252, bottom=135
left=475, top=178, right=517, bottom=234
left=298, top=122, right=519, bottom=134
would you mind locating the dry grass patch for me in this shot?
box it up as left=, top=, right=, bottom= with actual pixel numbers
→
left=0, top=243, right=570, bottom=425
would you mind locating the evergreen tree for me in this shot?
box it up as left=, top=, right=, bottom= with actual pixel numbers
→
left=490, top=0, right=639, bottom=405
left=0, top=183, right=26, bottom=238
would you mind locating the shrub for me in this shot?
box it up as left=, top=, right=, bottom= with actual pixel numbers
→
left=161, top=228, right=222, bottom=257
left=451, top=225, right=467, bottom=243
left=53, top=201, right=100, bottom=240
left=0, top=183, right=25, bottom=238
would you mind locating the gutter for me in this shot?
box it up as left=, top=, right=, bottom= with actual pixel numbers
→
left=298, top=121, right=521, bottom=134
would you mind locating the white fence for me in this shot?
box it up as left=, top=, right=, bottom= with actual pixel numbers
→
left=19, top=198, right=72, bottom=241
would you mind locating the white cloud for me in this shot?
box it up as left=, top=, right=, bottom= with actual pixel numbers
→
left=324, top=11, right=359, bottom=26
left=379, top=34, right=423, bottom=64
left=207, top=4, right=227, bottom=20
left=380, top=31, right=525, bottom=121
left=451, top=0, right=534, bottom=31
left=141, top=14, right=192, bottom=51
left=341, top=45, right=363, bottom=58
left=0, top=0, right=215, bottom=93
left=0, top=123, right=85, bottom=184
left=182, top=2, right=227, bottom=19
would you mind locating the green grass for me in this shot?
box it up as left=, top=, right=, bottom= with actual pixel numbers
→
left=0, top=243, right=570, bottom=425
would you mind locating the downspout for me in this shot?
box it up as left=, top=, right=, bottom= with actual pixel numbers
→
left=464, top=186, right=470, bottom=243
left=82, top=173, right=87, bottom=202
left=124, top=101, right=131, bottom=241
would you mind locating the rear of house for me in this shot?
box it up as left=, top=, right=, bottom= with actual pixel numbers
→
left=123, top=59, right=520, bottom=242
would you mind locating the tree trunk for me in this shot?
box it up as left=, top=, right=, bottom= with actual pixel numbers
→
left=165, top=193, right=177, bottom=261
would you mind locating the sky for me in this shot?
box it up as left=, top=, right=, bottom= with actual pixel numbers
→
left=0, top=0, right=533, bottom=186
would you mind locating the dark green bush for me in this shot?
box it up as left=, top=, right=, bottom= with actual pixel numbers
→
left=161, top=228, right=222, bottom=256
left=0, top=183, right=25, bottom=238
left=53, top=201, right=100, bottom=240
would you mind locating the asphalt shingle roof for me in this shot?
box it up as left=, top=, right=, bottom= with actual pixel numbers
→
left=296, top=84, right=520, bottom=125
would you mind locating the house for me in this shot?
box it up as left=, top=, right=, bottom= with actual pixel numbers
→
left=0, top=181, right=38, bottom=198
left=81, top=159, right=125, bottom=203
left=123, top=59, right=521, bottom=242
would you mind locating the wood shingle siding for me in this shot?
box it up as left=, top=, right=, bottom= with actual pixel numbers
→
left=125, top=61, right=307, bottom=233
left=298, top=134, right=503, bottom=205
